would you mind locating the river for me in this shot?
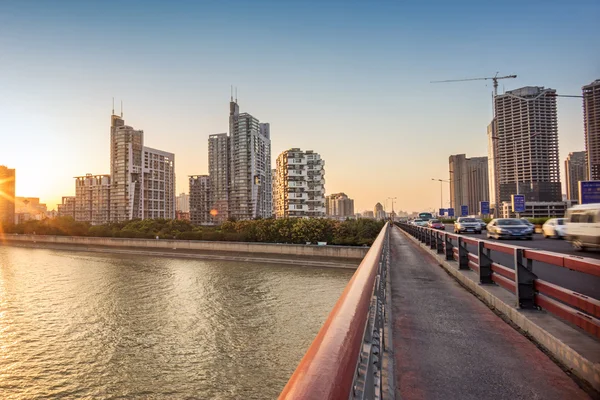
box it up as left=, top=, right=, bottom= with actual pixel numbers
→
left=0, top=246, right=353, bottom=399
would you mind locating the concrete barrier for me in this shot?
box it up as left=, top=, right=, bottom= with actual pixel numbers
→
left=2, top=234, right=368, bottom=260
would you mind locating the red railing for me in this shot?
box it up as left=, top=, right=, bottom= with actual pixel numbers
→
left=279, top=224, right=388, bottom=400
left=400, top=223, right=600, bottom=340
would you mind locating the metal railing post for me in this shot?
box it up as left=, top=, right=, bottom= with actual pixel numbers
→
left=444, top=233, right=454, bottom=260
left=457, top=236, right=469, bottom=270
left=430, top=230, right=436, bottom=250
left=477, top=241, right=493, bottom=284
left=436, top=232, right=444, bottom=254
left=514, top=248, right=537, bottom=309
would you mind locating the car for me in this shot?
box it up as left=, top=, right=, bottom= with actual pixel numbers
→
left=427, top=219, right=445, bottom=230
left=454, top=217, right=481, bottom=234
left=413, top=219, right=428, bottom=227
left=487, top=218, right=533, bottom=240
left=520, top=219, right=535, bottom=229
left=475, top=218, right=487, bottom=231
left=565, top=203, right=600, bottom=251
left=542, top=218, right=567, bottom=239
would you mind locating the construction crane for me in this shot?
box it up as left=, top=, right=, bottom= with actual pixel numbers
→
left=430, top=73, right=517, bottom=96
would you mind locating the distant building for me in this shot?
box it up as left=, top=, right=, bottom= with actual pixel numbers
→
left=189, top=175, right=212, bottom=225
left=74, top=174, right=111, bottom=225
left=275, top=148, right=325, bottom=218
left=494, top=86, right=561, bottom=202
left=449, top=154, right=489, bottom=215
left=176, top=193, right=189, bottom=213
left=175, top=211, right=190, bottom=221
left=584, top=79, right=600, bottom=180
left=271, top=168, right=277, bottom=218
left=374, top=203, right=386, bottom=220
left=362, top=210, right=375, bottom=219
left=565, top=151, right=587, bottom=201
left=208, top=133, right=230, bottom=223
left=57, top=196, right=76, bottom=218
left=0, top=166, right=16, bottom=225
left=500, top=201, right=575, bottom=219
left=326, top=193, right=354, bottom=218
left=142, top=147, right=176, bottom=219
left=15, top=197, right=47, bottom=223
left=355, top=212, right=362, bottom=219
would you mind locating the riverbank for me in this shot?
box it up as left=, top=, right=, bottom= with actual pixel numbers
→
left=1, top=234, right=367, bottom=269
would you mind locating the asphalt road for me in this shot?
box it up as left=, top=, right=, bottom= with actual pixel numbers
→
left=438, top=225, right=600, bottom=299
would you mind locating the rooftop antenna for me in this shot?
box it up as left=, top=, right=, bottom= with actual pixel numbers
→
left=230, top=85, right=233, bottom=102
left=120, top=100, right=123, bottom=117
left=112, top=97, right=115, bottom=115
left=235, top=86, right=238, bottom=103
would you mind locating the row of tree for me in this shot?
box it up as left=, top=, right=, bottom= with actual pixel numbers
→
left=1, top=217, right=385, bottom=246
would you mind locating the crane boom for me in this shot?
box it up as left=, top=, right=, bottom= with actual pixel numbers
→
left=430, top=74, right=517, bottom=96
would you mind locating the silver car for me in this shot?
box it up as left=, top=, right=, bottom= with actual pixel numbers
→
left=454, top=217, right=482, bottom=234
left=487, top=218, right=533, bottom=240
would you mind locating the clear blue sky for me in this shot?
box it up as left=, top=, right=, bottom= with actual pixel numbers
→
left=1, top=0, right=598, bottom=213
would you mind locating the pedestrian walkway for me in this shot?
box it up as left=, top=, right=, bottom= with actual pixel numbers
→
left=389, top=227, right=590, bottom=400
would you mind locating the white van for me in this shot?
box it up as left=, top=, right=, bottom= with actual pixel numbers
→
left=565, top=203, right=600, bottom=251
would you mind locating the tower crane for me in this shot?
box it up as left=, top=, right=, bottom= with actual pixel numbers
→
left=430, top=73, right=517, bottom=96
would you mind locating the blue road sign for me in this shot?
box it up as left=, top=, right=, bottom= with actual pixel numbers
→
left=512, top=195, right=526, bottom=213
left=447, top=208, right=454, bottom=217
left=439, top=208, right=445, bottom=215
left=480, top=201, right=490, bottom=215
left=579, top=181, right=600, bottom=204
left=460, top=205, right=468, bottom=216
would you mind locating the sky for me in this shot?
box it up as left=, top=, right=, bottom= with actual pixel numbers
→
left=1, top=0, right=599, bottom=213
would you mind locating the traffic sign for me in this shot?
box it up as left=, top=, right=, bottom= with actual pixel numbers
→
left=579, top=181, right=600, bottom=204
left=511, top=195, right=525, bottom=213
left=460, top=205, right=468, bottom=216
left=447, top=208, right=454, bottom=217
left=480, top=201, right=490, bottom=215
left=439, top=208, right=445, bottom=215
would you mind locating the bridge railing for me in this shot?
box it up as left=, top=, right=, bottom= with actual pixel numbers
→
left=279, top=223, right=391, bottom=400
left=397, top=223, right=600, bottom=339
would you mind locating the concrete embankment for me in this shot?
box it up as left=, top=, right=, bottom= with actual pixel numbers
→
left=1, top=234, right=367, bottom=269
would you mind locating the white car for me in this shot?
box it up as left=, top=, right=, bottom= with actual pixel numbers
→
left=542, top=218, right=566, bottom=239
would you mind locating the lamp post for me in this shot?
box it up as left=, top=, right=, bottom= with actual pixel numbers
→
left=387, top=197, right=397, bottom=221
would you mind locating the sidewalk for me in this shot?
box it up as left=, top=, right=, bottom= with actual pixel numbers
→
left=389, top=227, right=590, bottom=400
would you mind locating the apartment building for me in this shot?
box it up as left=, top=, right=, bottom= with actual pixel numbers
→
left=228, top=101, right=272, bottom=220
left=565, top=151, right=587, bottom=201
left=0, top=165, right=16, bottom=225
left=142, top=147, right=175, bottom=220
left=57, top=196, right=76, bottom=218
left=326, top=193, right=354, bottom=218
left=494, top=86, right=561, bottom=202
left=275, top=148, right=325, bottom=218
left=176, top=193, right=189, bottom=213
left=74, top=174, right=111, bottom=225
left=449, top=154, right=489, bottom=214
left=584, top=79, right=600, bottom=180
left=189, top=175, right=212, bottom=225
left=208, top=133, right=230, bottom=223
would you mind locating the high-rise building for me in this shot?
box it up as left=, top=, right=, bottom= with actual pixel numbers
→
left=0, top=165, right=16, bottom=225
left=494, top=86, right=561, bottom=202
left=275, top=148, right=325, bottom=218
left=228, top=100, right=272, bottom=220
left=109, top=111, right=176, bottom=221
left=374, top=202, right=386, bottom=220
left=584, top=79, right=600, bottom=180
left=271, top=168, right=277, bottom=218
left=208, top=133, right=230, bottom=223
left=176, top=193, right=189, bottom=213
left=189, top=175, right=212, bottom=225
left=449, top=154, right=489, bottom=215
left=74, top=174, right=111, bottom=225
left=326, top=193, right=354, bottom=218
left=142, top=147, right=175, bottom=219
left=565, top=151, right=587, bottom=201
left=487, top=119, right=500, bottom=213
left=363, top=210, right=375, bottom=219
left=110, top=113, right=144, bottom=221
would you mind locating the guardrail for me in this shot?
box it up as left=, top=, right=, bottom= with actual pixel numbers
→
left=279, top=223, right=391, bottom=400
left=398, top=223, right=600, bottom=339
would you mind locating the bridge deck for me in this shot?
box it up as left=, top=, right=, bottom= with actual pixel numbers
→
left=389, top=227, right=590, bottom=400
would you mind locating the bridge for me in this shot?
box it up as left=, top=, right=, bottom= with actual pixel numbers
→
left=279, top=223, right=600, bottom=399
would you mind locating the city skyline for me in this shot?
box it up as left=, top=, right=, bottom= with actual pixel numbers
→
left=1, top=1, right=599, bottom=213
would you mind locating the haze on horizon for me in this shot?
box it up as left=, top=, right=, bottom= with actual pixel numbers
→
left=1, top=0, right=598, bottom=213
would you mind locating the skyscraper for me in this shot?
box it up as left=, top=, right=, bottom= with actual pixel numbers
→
left=176, top=193, right=189, bottom=212
left=494, top=86, right=561, bottom=202
left=189, top=175, right=212, bottom=225
left=565, top=151, right=587, bottom=201
left=142, top=147, right=176, bottom=219
left=275, top=148, right=325, bottom=218
left=74, top=174, right=111, bottom=225
left=208, top=133, right=230, bottom=223
left=584, top=79, right=600, bottom=180
left=228, top=99, right=272, bottom=220
left=487, top=119, right=500, bottom=213
left=449, top=154, right=489, bottom=214
left=0, top=165, right=16, bottom=225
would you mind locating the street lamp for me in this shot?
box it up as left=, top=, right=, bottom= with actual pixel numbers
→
left=387, top=197, right=397, bottom=220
